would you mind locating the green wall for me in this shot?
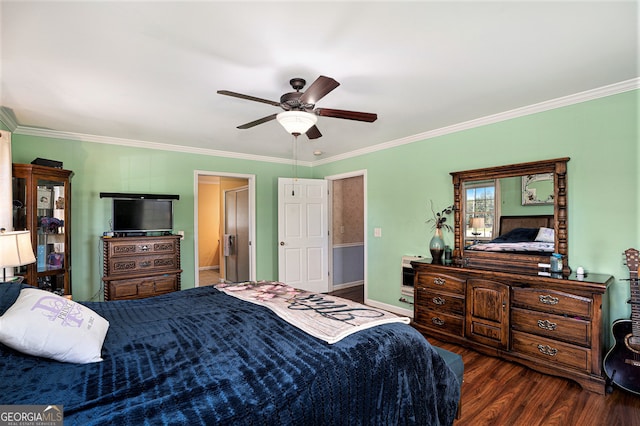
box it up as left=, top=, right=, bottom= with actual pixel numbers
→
left=5, top=89, right=638, bottom=342
left=9, top=136, right=312, bottom=301
left=312, top=90, right=638, bottom=338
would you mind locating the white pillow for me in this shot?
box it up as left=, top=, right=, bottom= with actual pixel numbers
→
left=0, top=288, right=109, bottom=363
left=535, top=227, right=555, bottom=243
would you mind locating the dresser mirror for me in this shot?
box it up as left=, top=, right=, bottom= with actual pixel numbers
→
left=450, top=158, right=570, bottom=274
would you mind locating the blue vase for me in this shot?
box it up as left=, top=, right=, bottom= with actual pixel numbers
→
left=429, top=227, right=445, bottom=264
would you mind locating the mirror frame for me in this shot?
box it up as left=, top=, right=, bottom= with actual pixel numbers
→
left=450, top=157, right=570, bottom=275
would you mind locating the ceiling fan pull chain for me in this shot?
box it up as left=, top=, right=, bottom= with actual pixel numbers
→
left=292, top=134, right=298, bottom=195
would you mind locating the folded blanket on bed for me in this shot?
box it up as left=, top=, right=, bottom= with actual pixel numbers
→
left=216, top=281, right=410, bottom=344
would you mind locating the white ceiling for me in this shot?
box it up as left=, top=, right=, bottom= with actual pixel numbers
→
left=1, top=1, right=638, bottom=163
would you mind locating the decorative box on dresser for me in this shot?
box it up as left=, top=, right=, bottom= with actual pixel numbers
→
left=412, top=260, right=612, bottom=394
left=102, top=235, right=182, bottom=301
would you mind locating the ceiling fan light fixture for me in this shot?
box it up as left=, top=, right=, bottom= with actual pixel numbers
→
left=276, top=111, right=317, bottom=135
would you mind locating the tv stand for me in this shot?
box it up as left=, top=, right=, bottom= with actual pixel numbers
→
left=102, top=235, right=182, bottom=301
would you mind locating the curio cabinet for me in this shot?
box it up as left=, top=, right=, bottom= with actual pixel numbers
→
left=12, top=163, right=73, bottom=295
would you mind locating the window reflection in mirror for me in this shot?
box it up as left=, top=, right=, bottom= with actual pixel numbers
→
left=464, top=180, right=496, bottom=242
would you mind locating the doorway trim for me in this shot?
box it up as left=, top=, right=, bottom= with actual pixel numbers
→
left=324, top=169, right=367, bottom=302
left=194, top=170, right=256, bottom=287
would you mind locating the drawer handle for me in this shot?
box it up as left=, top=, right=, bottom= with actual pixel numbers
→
left=537, top=344, right=558, bottom=357
left=432, top=296, right=446, bottom=306
left=539, top=295, right=559, bottom=305
left=432, top=317, right=445, bottom=326
left=141, top=245, right=150, bottom=252
left=140, top=261, right=151, bottom=267
left=433, top=277, right=446, bottom=286
left=537, top=319, right=557, bottom=331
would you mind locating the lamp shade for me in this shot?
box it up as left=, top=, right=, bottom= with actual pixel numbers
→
left=0, top=230, right=36, bottom=268
left=469, top=217, right=485, bottom=229
left=276, top=111, right=318, bottom=135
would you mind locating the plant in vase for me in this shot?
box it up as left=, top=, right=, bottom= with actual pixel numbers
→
left=426, top=201, right=454, bottom=264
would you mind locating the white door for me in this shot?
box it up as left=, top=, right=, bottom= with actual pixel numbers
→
left=278, top=178, right=329, bottom=293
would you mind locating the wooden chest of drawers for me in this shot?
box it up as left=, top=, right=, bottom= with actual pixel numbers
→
left=414, top=272, right=466, bottom=337
left=102, top=235, right=182, bottom=301
left=412, top=260, right=612, bottom=394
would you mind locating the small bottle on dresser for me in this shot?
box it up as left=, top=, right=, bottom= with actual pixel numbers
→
left=550, top=253, right=563, bottom=273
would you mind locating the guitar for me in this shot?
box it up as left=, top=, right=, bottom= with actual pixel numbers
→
left=603, top=248, right=640, bottom=395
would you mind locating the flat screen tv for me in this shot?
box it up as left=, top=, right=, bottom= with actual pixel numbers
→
left=112, top=198, right=174, bottom=233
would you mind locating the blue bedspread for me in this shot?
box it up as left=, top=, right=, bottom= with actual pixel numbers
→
left=0, top=284, right=460, bottom=425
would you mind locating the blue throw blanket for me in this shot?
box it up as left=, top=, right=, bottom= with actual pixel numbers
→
left=0, top=284, right=460, bottom=425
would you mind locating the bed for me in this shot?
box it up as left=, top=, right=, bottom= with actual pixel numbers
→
left=0, top=281, right=460, bottom=425
left=466, top=214, right=555, bottom=254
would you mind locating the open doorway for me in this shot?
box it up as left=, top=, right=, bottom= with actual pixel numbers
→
left=195, top=171, right=256, bottom=287
left=326, top=170, right=366, bottom=302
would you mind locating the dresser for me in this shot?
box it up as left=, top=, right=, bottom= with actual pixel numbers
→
left=412, top=260, right=612, bottom=394
left=102, top=235, right=182, bottom=301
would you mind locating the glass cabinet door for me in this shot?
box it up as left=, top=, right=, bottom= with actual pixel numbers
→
left=35, top=178, right=67, bottom=291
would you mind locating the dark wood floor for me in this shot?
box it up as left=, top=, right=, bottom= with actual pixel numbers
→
left=328, top=285, right=364, bottom=304
left=330, top=285, right=640, bottom=425
left=430, top=337, right=640, bottom=425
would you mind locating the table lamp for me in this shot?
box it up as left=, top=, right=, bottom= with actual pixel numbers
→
left=0, top=228, right=36, bottom=282
left=469, top=217, right=485, bottom=244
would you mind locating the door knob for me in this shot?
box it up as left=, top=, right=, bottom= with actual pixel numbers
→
left=280, top=241, right=285, bottom=246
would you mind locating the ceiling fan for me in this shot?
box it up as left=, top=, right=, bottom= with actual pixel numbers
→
left=217, top=75, right=377, bottom=139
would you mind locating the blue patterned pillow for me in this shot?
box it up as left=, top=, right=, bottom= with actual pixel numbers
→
left=0, top=282, right=29, bottom=316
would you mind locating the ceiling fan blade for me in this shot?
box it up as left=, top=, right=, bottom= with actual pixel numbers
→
left=315, top=108, right=378, bottom=122
left=306, top=125, right=322, bottom=140
left=217, top=90, right=281, bottom=107
left=237, top=113, right=278, bottom=129
left=299, top=76, right=340, bottom=104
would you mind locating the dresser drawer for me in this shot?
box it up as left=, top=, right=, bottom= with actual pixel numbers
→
left=107, top=274, right=178, bottom=300
left=416, top=288, right=465, bottom=315
left=415, top=307, right=464, bottom=336
left=416, top=272, right=465, bottom=295
left=512, top=287, right=592, bottom=318
left=511, top=307, right=590, bottom=347
left=107, top=238, right=177, bottom=258
left=511, top=330, right=590, bottom=371
left=108, top=254, right=178, bottom=275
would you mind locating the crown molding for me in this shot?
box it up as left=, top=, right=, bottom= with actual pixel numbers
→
left=0, top=108, right=18, bottom=131
left=7, top=78, right=638, bottom=168
left=311, top=77, right=639, bottom=166
left=12, top=126, right=313, bottom=167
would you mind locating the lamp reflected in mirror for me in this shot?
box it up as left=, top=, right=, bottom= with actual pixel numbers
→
left=469, top=217, right=485, bottom=244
